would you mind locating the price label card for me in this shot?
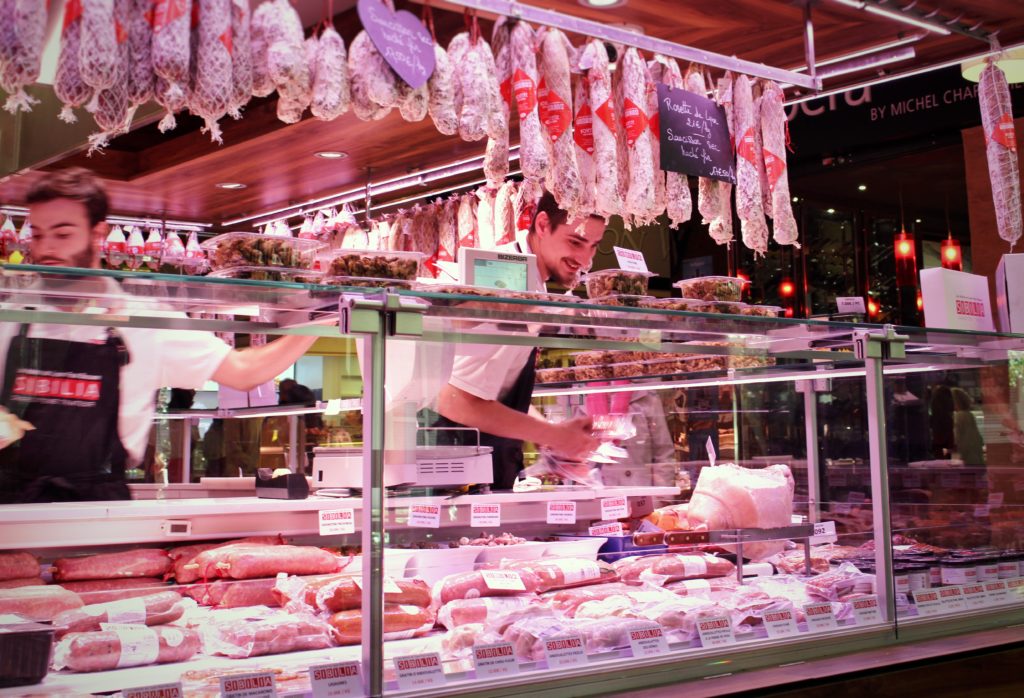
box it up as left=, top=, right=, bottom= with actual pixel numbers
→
left=470, top=503, right=501, bottom=528
left=394, top=653, right=446, bottom=690
left=1007, top=577, right=1024, bottom=600
left=810, top=520, right=838, bottom=545
left=984, top=580, right=1010, bottom=606
left=310, top=662, right=363, bottom=698
left=803, top=603, right=839, bottom=632
left=940, top=472, right=961, bottom=489
left=706, top=436, right=717, bottom=467
left=938, top=585, right=967, bottom=613
left=696, top=616, right=736, bottom=647
left=408, top=504, right=441, bottom=528
left=481, top=570, right=527, bottom=592
left=124, top=683, right=184, bottom=698
left=961, top=583, right=988, bottom=610
left=613, top=246, right=649, bottom=273
left=473, top=642, right=520, bottom=679
left=912, top=589, right=945, bottom=616
left=220, top=673, right=277, bottom=698
left=544, top=635, right=588, bottom=669
left=851, top=596, right=882, bottom=625
left=628, top=625, right=670, bottom=658
left=763, top=608, right=800, bottom=638
left=588, top=522, right=624, bottom=537
left=988, top=491, right=1004, bottom=508
left=319, top=509, right=356, bottom=536
left=546, top=501, right=577, bottom=524
left=836, top=296, right=867, bottom=314
left=974, top=505, right=990, bottom=518
left=902, top=473, right=922, bottom=489
left=600, top=496, right=629, bottom=520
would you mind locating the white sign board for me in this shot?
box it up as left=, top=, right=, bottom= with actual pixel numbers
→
left=920, top=267, right=995, bottom=332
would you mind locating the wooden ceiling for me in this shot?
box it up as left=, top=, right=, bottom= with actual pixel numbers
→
left=1, top=0, right=1021, bottom=228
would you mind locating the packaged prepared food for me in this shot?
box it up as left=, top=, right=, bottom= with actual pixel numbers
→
left=611, top=362, right=645, bottom=379
left=575, top=364, right=613, bottom=381
left=322, top=249, right=423, bottom=280
left=700, top=300, right=749, bottom=315
left=201, top=232, right=325, bottom=270
left=584, top=269, right=654, bottom=298
left=588, top=294, right=653, bottom=307
left=207, top=266, right=324, bottom=283
left=674, top=276, right=748, bottom=302
left=536, top=367, right=575, bottom=384
left=322, top=276, right=414, bottom=289
left=573, top=351, right=610, bottom=367
left=639, top=297, right=713, bottom=312
left=740, top=304, right=784, bottom=317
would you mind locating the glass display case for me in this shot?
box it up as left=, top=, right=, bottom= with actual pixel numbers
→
left=0, top=265, right=1021, bottom=697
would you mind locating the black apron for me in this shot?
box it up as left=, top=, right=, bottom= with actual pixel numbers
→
left=0, top=324, right=131, bottom=503
left=432, top=348, right=538, bottom=491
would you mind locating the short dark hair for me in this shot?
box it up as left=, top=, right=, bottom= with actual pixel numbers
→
left=529, top=190, right=604, bottom=235
left=26, top=168, right=109, bottom=228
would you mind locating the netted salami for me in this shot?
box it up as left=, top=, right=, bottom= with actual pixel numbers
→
left=581, top=40, right=621, bottom=219
left=760, top=81, right=799, bottom=247
left=484, top=19, right=513, bottom=186
left=311, top=26, right=349, bottom=121
left=191, top=0, right=233, bottom=143
left=449, top=32, right=487, bottom=142
left=80, top=0, right=118, bottom=91
left=152, top=0, right=192, bottom=131
left=1, top=0, right=47, bottom=113
left=348, top=30, right=392, bottom=120
left=0, top=1, right=15, bottom=76
left=621, top=48, right=655, bottom=226
left=538, top=28, right=581, bottom=215
left=228, top=0, right=252, bottom=118
left=249, top=1, right=273, bottom=97
left=126, top=0, right=154, bottom=106
left=687, top=69, right=720, bottom=227
left=86, top=0, right=132, bottom=152
left=661, top=58, right=692, bottom=227
left=55, top=1, right=94, bottom=123
left=427, top=42, right=457, bottom=135
left=510, top=21, right=549, bottom=182
left=979, top=60, right=1022, bottom=248
left=734, top=74, right=769, bottom=256
left=494, top=180, right=517, bottom=246
left=708, top=73, right=735, bottom=245
left=573, top=74, right=597, bottom=216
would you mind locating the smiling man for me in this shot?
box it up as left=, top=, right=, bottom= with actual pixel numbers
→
left=432, top=191, right=606, bottom=489
left=0, top=168, right=324, bottom=503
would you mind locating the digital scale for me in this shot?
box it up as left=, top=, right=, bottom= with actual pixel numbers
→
left=312, top=443, right=494, bottom=488
left=457, top=247, right=538, bottom=292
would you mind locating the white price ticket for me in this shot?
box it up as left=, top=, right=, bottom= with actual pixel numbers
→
left=546, top=501, right=577, bottom=524
left=628, top=625, right=670, bottom=658
left=470, top=503, right=501, bottom=528
left=319, top=509, right=355, bottom=535
left=219, top=673, right=277, bottom=698
left=600, top=496, right=629, bottom=520
left=938, top=585, right=967, bottom=612
left=543, top=635, right=588, bottom=669
left=803, top=603, right=839, bottom=632
left=123, top=683, right=184, bottom=698
left=394, top=653, right=446, bottom=690
left=309, top=662, right=363, bottom=698
left=473, top=642, right=520, bottom=679
left=696, top=616, right=736, bottom=647
left=613, top=246, right=649, bottom=273
left=481, top=570, right=527, bottom=592
left=809, top=520, right=838, bottom=545
left=961, top=583, right=988, bottom=610
left=763, top=608, right=800, bottom=638
left=408, top=504, right=441, bottom=528
left=912, top=588, right=945, bottom=617
left=984, top=580, right=1010, bottom=606
left=588, top=522, right=624, bottom=537
left=851, top=596, right=882, bottom=625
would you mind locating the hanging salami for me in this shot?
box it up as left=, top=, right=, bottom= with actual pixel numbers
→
left=348, top=31, right=392, bottom=121
left=709, top=73, right=735, bottom=245
left=126, top=0, right=154, bottom=107
left=687, top=69, right=720, bottom=227
left=80, top=0, right=119, bottom=91
left=662, top=58, right=692, bottom=227
left=55, top=1, right=94, bottom=123
left=734, top=74, right=769, bottom=256
left=228, top=0, right=253, bottom=118
left=644, top=56, right=668, bottom=223
left=457, top=193, right=478, bottom=250
left=538, top=28, right=582, bottom=215
left=427, top=41, right=457, bottom=135
left=398, top=80, right=429, bottom=123
left=979, top=60, right=1022, bottom=248
left=510, top=21, right=549, bottom=182
left=494, top=180, right=517, bottom=247
left=311, top=26, right=350, bottom=121
left=621, top=48, right=655, bottom=226
left=760, top=81, right=799, bottom=247
left=249, top=1, right=274, bottom=97
left=449, top=32, right=487, bottom=142
left=152, top=0, right=192, bottom=131
left=437, top=197, right=458, bottom=265
left=191, top=0, right=234, bottom=142
left=581, top=39, right=620, bottom=219
left=612, top=53, right=630, bottom=225
left=573, top=73, right=597, bottom=216
left=87, top=0, right=132, bottom=152
left=484, top=18, right=514, bottom=186
left=1, top=0, right=47, bottom=113
left=754, top=90, right=772, bottom=217
left=476, top=187, right=497, bottom=249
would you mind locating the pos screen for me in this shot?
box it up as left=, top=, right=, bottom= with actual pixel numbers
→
left=458, top=247, right=538, bottom=291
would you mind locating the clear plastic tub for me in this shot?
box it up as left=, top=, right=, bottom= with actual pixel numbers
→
left=740, top=304, right=784, bottom=318
left=416, top=283, right=581, bottom=303
left=587, top=294, right=653, bottom=307
left=673, top=275, right=749, bottom=302
left=201, top=232, right=326, bottom=270
left=584, top=269, right=655, bottom=298
left=536, top=367, right=576, bottom=384
left=700, top=300, right=749, bottom=315
left=639, top=297, right=714, bottom=312
left=207, top=266, right=324, bottom=283
left=321, top=249, right=424, bottom=281
left=321, top=275, right=414, bottom=289
left=573, top=350, right=610, bottom=367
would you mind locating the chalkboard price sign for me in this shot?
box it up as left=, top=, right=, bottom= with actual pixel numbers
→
left=656, top=83, right=735, bottom=184
left=358, top=0, right=436, bottom=89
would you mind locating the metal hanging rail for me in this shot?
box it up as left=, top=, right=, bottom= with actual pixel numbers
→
left=428, top=0, right=822, bottom=90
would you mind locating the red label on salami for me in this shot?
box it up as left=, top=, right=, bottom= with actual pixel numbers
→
left=63, top=0, right=82, bottom=30
left=574, top=104, right=595, bottom=154
left=737, top=127, right=759, bottom=166
left=543, top=90, right=571, bottom=143
left=115, top=20, right=127, bottom=44
left=763, top=149, right=785, bottom=192
left=220, top=29, right=232, bottom=54
left=152, top=0, right=189, bottom=33
left=517, top=204, right=535, bottom=234
left=512, top=69, right=537, bottom=120
left=991, top=113, right=1017, bottom=152
left=500, top=77, right=512, bottom=107
left=595, top=99, right=617, bottom=134
left=649, top=110, right=660, bottom=137
left=621, top=98, right=649, bottom=147
left=537, top=77, right=550, bottom=124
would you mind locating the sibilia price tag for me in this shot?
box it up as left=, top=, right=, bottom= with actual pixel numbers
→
left=319, top=508, right=355, bottom=536
left=1005, top=577, right=1024, bottom=600
left=600, top=496, right=629, bottom=520
left=547, top=500, right=576, bottom=524
left=220, top=673, right=277, bottom=698
left=961, top=583, right=988, bottom=610
left=851, top=596, right=882, bottom=625
left=696, top=616, right=735, bottom=647
left=394, top=653, right=446, bottom=690
left=984, top=580, right=1010, bottom=605
left=309, top=662, right=363, bottom=698
left=763, top=608, right=800, bottom=638
left=473, top=642, right=520, bottom=679
left=123, top=683, right=184, bottom=698
left=836, top=296, right=867, bottom=314
left=470, top=503, right=501, bottom=528
left=912, top=588, right=945, bottom=617
left=803, top=603, right=838, bottom=632
left=809, top=521, right=838, bottom=545
left=588, top=522, right=624, bottom=537
left=628, top=625, right=669, bottom=657
left=408, top=504, right=441, bottom=528
left=613, top=246, right=649, bottom=273
left=938, top=585, right=967, bottom=612
left=543, top=635, right=588, bottom=668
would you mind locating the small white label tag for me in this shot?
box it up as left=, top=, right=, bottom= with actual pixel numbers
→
left=938, top=585, right=967, bottom=612
left=974, top=505, right=990, bottom=518
left=679, top=578, right=711, bottom=597
left=309, top=662, right=363, bottom=698
left=763, top=608, right=800, bottom=638
left=706, top=436, right=717, bottom=467
left=628, top=625, right=669, bottom=657
left=836, top=296, right=867, bottom=314
left=543, top=635, right=588, bottom=668
left=988, top=491, right=1004, bottom=508
left=480, top=570, right=527, bottom=592
left=394, top=653, right=446, bottom=690
left=696, top=615, right=735, bottom=647
left=588, top=522, right=624, bottom=537
left=470, top=503, right=501, bottom=528
left=124, top=683, right=184, bottom=698
left=803, top=603, right=838, bottom=632
left=600, top=496, right=629, bottom=520
left=809, top=520, right=838, bottom=545
left=473, top=642, right=519, bottom=678
left=408, top=504, right=441, bottom=528
left=319, top=508, right=356, bottom=536
left=1005, top=577, right=1024, bottom=600
left=851, top=596, right=882, bottom=625
left=613, top=246, right=649, bottom=273
left=984, top=580, right=1010, bottom=605
left=546, top=501, right=577, bottom=524
left=912, top=588, right=945, bottom=616
left=220, top=672, right=278, bottom=698
left=961, top=583, right=988, bottom=610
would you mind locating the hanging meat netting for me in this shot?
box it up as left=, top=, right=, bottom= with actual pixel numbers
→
left=979, top=59, right=1022, bottom=249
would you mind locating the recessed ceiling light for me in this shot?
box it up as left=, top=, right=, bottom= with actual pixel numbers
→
left=579, top=0, right=627, bottom=8
left=915, top=218, right=922, bottom=223
left=826, top=208, right=836, bottom=214
left=315, top=151, right=348, bottom=159
left=792, top=196, right=799, bottom=203
left=215, top=182, right=246, bottom=190
left=858, top=184, right=867, bottom=191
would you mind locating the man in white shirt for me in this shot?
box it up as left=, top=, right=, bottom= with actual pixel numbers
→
left=0, top=168, right=324, bottom=502
left=433, top=192, right=605, bottom=489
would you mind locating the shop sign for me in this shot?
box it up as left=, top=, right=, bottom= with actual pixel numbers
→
left=656, top=83, right=735, bottom=183
left=309, top=662, right=363, bottom=698
left=357, top=0, right=435, bottom=89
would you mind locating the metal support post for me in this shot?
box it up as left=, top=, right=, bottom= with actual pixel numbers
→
left=800, top=381, right=822, bottom=523
left=180, top=417, right=193, bottom=484
left=287, top=415, right=299, bottom=473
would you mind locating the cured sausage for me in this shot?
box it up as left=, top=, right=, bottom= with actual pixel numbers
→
left=52, top=591, right=184, bottom=637
left=152, top=0, right=192, bottom=131
left=618, top=48, right=657, bottom=224
left=432, top=568, right=542, bottom=606
left=979, top=60, right=1022, bottom=247
left=58, top=577, right=167, bottom=604
left=687, top=69, right=721, bottom=229
left=52, top=549, right=171, bottom=582
left=191, top=0, right=233, bottom=143
left=484, top=19, right=513, bottom=185
left=450, top=32, right=487, bottom=142
left=538, top=28, right=581, bottom=214
left=581, top=39, right=621, bottom=219
left=709, top=73, right=736, bottom=245
left=734, top=74, right=769, bottom=256
left=493, top=180, right=517, bottom=247
left=126, top=0, right=153, bottom=106
left=573, top=74, right=597, bottom=216
left=53, top=626, right=201, bottom=672
left=228, top=0, right=252, bottom=118
left=349, top=31, right=391, bottom=121
left=314, top=576, right=431, bottom=613
left=311, top=26, right=350, bottom=121
left=646, top=57, right=670, bottom=222
left=0, top=551, right=37, bottom=581
left=186, top=544, right=342, bottom=580
left=436, top=596, right=537, bottom=630
left=661, top=58, right=692, bottom=227
left=169, top=535, right=282, bottom=584
left=327, top=604, right=435, bottom=645
left=760, top=81, right=799, bottom=246
left=510, top=21, right=549, bottom=181
left=0, top=585, right=83, bottom=621
left=249, top=0, right=273, bottom=97
left=55, top=0, right=94, bottom=123
left=1, top=0, right=47, bottom=113
left=427, top=41, right=457, bottom=135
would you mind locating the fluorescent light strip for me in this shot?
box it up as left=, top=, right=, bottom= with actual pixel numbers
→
left=790, top=33, right=925, bottom=72
left=1, top=205, right=209, bottom=232
left=816, top=46, right=916, bottom=80
left=830, top=0, right=951, bottom=35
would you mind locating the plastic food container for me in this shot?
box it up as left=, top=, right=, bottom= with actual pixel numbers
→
left=700, top=300, right=750, bottom=315
left=639, top=297, right=713, bottom=312
left=587, top=294, right=653, bottom=307
left=0, top=619, right=54, bottom=688
left=575, top=364, right=613, bottom=381
left=584, top=269, right=654, bottom=298
left=573, top=351, right=610, bottom=367
left=322, top=275, right=414, bottom=289
left=473, top=541, right=550, bottom=564
left=201, top=232, right=326, bottom=270
left=405, top=545, right=481, bottom=586
left=740, top=304, right=785, bottom=318
left=207, top=266, right=324, bottom=283
left=536, top=367, right=575, bottom=384
left=321, top=249, right=423, bottom=281
left=674, top=275, right=749, bottom=302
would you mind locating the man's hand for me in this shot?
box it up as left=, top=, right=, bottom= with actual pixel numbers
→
left=544, top=415, right=599, bottom=462
left=0, top=407, right=34, bottom=449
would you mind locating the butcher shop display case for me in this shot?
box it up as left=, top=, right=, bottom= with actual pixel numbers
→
left=0, top=267, right=1022, bottom=698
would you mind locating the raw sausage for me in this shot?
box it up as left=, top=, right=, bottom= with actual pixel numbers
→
left=53, top=626, right=201, bottom=672
left=432, top=568, right=542, bottom=606
left=0, top=585, right=83, bottom=621
left=187, top=544, right=342, bottom=580
left=436, top=595, right=536, bottom=630
left=52, top=591, right=184, bottom=637
left=316, top=576, right=431, bottom=613
left=327, top=604, right=435, bottom=645
left=0, top=577, right=43, bottom=589
left=58, top=577, right=166, bottom=604
left=502, top=558, right=616, bottom=592
left=185, top=578, right=279, bottom=608
left=169, top=535, right=282, bottom=584
left=613, top=553, right=735, bottom=585
left=0, top=551, right=37, bottom=581
left=206, top=613, right=332, bottom=658
left=53, top=549, right=171, bottom=582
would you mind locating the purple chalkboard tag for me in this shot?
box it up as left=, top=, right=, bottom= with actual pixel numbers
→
left=357, top=0, right=436, bottom=89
